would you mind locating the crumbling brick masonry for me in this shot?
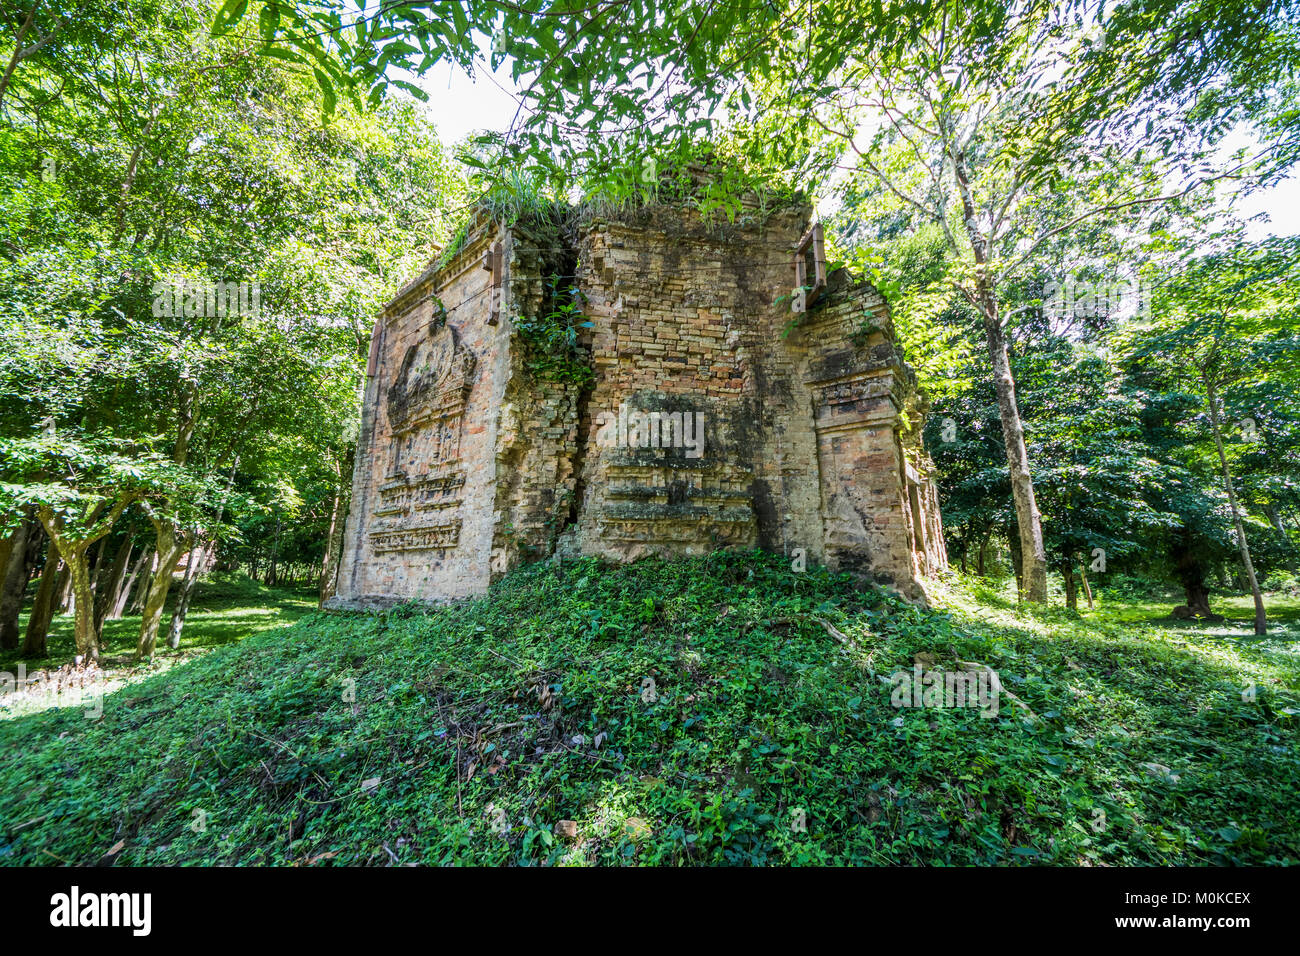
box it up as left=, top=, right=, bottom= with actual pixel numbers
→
left=328, top=192, right=946, bottom=607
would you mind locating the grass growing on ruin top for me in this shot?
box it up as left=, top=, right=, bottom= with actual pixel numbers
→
left=0, top=551, right=1297, bottom=866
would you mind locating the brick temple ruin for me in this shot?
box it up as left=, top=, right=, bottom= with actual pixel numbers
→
left=327, top=185, right=946, bottom=608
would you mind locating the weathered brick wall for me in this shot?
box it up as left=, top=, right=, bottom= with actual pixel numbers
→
left=490, top=218, right=585, bottom=573
left=333, top=214, right=504, bottom=603
left=571, top=202, right=819, bottom=563
left=788, top=281, right=923, bottom=584
left=328, top=196, right=946, bottom=609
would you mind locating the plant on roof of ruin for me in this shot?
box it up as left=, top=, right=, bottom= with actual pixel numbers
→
left=512, top=276, right=595, bottom=388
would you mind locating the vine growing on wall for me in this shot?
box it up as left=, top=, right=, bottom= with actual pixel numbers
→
left=513, top=274, right=594, bottom=387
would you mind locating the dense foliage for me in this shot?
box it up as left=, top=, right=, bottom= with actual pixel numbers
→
left=0, top=0, right=1297, bottom=870
left=0, top=0, right=468, bottom=657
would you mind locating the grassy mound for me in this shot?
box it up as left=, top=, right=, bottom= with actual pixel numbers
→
left=1, top=552, right=1296, bottom=865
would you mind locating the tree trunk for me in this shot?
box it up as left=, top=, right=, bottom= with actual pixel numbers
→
left=134, top=376, right=201, bottom=659
left=979, top=304, right=1049, bottom=602
left=1171, top=532, right=1215, bottom=616
left=137, top=529, right=186, bottom=659
left=67, top=548, right=98, bottom=660
left=1205, top=377, right=1267, bottom=635
left=93, top=535, right=132, bottom=641
left=130, top=550, right=158, bottom=613
left=36, top=496, right=133, bottom=661
left=111, top=544, right=147, bottom=619
left=1062, top=564, right=1079, bottom=611
left=1007, top=524, right=1024, bottom=600
left=51, top=562, right=69, bottom=616
left=86, top=535, right=108, bottom=601
left=57, top=557, right=73, bottom=612
left=1078, top=561, right=1095, bottom=610
left=319, top=451, right=351, bottom=605
left=1266, top=504, right=1286, bottom=534
left=266, top=512, right=281, bottom=586
left=167, top=543, right=203, bottom=650
left=952, top=148, right=1048, bottom=603
left=977, top=530, right=994, bottom=579
left=0, top=527, right=14, bottom=593
left=21, top=549, right=61, bottom=656
left=0, top=510, right=36, bottom=649
left=1185, top=582, right=1214, bottom=617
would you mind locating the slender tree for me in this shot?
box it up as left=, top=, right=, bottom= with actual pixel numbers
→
left=1126, top=237, right=1300, bottom=635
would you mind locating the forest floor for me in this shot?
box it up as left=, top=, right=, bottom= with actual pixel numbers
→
left=0, top=553, right=1296, bottom=866
left=0, top=574, right=318, bottom=717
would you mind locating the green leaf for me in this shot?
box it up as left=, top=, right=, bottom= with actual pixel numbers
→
left=312, top=68, right=337, bottom=116
left=259, top=3, right=281, bottom=42
left=389, top=80, right=429, bottom=102
left=212, top=0, right=250, bottom=35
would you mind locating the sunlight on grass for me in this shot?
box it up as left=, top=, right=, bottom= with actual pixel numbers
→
left=0, top=574, right=317, bottom=722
